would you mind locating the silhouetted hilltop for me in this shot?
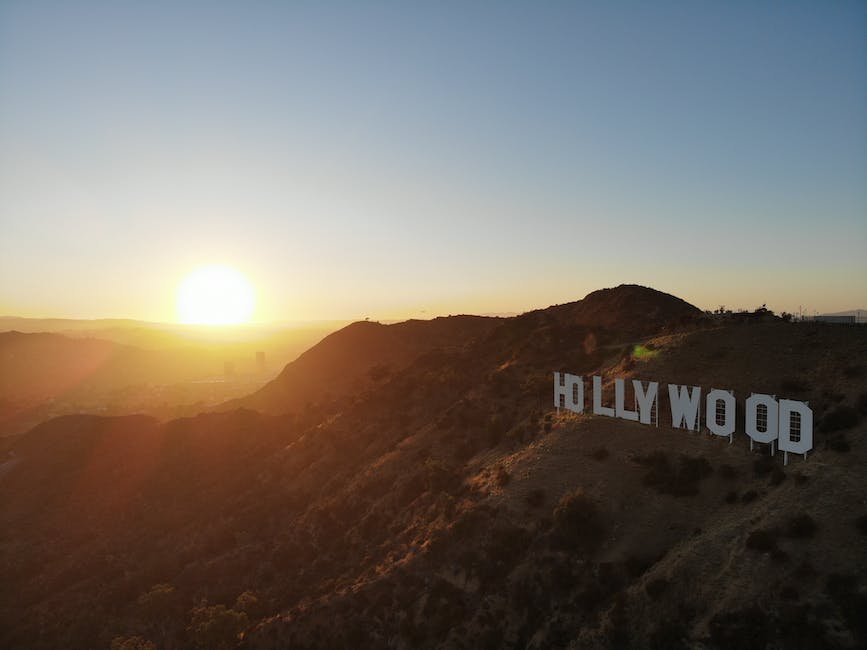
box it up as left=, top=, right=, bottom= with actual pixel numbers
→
left=550, top=284, right=702, bottom=333
left=223, top=315, right=502, bottom=415
left=224, top=286, right=699, bottom=417
left=1, top=286, right=865, bottom=649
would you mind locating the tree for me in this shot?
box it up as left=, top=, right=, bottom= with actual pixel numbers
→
left=110, top=637, right=156, bottom=650
left=187, top=604, right=249, bottom=649
left=234, top=591, right=261, bottom=618
left=552, top=488, right=605, bottom=550
left=137, top=583, right=178, bottom=644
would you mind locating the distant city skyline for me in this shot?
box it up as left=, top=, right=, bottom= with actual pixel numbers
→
left=1, top=1, right=865, bottom=322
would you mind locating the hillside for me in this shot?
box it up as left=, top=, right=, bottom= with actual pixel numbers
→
left=1, top=285, right=865, bottom=649
left=220, top=315, right=503, bottom=415
left=541, top=283, right=701, bottom=335
left=219, top=285, right=700, bottom=417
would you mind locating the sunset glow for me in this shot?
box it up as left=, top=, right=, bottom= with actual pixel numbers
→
left=176, top=265, right=255, bottom=325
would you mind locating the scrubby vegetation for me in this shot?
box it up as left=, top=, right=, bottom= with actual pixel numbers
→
left=785, top=514, right=817, bottom=539
left=551, top=489, right=606, bottom=550
left=780, top=377, right=810, bottom=393
left=525, top=488, right=546, bottom=508
left=746, top=529, right=779, bottom=553
left=634, top=452, right=712, bottom=496
left=1, top=286, right=865, bottom=649
left=819, top=405, right=860, bottom=432
left=589, top=447, right=610, bottom=461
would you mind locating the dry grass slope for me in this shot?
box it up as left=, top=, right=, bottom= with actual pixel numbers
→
left=1, top=285, right=865, bottom=649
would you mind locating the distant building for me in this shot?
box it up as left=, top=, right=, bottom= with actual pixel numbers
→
left=224, top=361, right=235, bottom=377
left=256, top=350, right=266, bottom=373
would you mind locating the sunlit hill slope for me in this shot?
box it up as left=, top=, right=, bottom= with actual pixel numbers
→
left=1, top=285, right=865, bottom=649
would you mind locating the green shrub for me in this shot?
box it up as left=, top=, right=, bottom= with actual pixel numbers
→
left=819, top=405, right=860, bottom=432
left=636, top=452, right=711, bottom=497
left=111, top=637, right=156, bottom=650
left=679, top=456, right=712, bottom=482
left=645, top=577, right=669, bottom=599
left=779, top=585, right=799, bottom=601
left=424, top=458, right=461, bottom=493
left=825, top=573, right=867, bottom=638
left=828, top=435, right=851, bottom=453
left=842, top=365, right=862, bottom=379
left=486, top=415, right=508, bottom=447
left=234, top=591, right=261, bottom=618
left=625, top=554, right=655, bottom=578
left=590, top=447, right=610, bottom=461
left=741, top=489, right=759, bottom=504
left=481, top=525, right=531, bottom=580
left=785, top=514, right=817, bottom=539
left=650, top=621, right=687, bottom=650
left=525, top=488, right=546, bottom=508
left=769, top=466, right=786, bottom=486
left=552, top=489, right=605, bottom=550
left=137, top=583, right=177, bottom=621
left=753, top=456, right=774, bottom=476
left=709, top=606, right=770, bottom=649
left=780, top=377, right=810, bottom=393
left=187, top=604, right=248, bottom=650
left=746, top=529, right=778, bottom=552
left=857, top=392, right=867, bottom=415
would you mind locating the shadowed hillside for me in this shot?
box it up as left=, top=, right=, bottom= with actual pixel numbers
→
left=220, top=315, right=503, bottom=415
left=219, top=285, right=700, bottom=417
left=1, top=285, right=865, bottom=649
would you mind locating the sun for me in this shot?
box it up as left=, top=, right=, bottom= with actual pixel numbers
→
left=176, top=265, right=256, bottom=325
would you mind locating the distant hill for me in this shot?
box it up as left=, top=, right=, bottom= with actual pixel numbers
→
left=818, top=310, right=867, bottom=317
left=0, top=331, right=240, bottom=436
left=0, top=316, right=345, bottom=350
left=816, top=309, right=867, bottom=324
left=1, top=285, right=865, bottom=649
left=0, top=321, right=340, bottom=436
left=0, top=316, right=148, bottom=332
left=0, top=331, right=218, bottom=398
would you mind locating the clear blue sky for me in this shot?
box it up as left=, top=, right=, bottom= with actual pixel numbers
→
left=1, top=1, right=865, bottom=321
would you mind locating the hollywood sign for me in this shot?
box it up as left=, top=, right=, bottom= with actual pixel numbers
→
left=553, top=373, right=812, bottom=464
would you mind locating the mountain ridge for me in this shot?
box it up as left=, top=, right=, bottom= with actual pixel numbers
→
left=1, top=284, right=864, bottom=649
left=220, top=284, right=702, bottom=417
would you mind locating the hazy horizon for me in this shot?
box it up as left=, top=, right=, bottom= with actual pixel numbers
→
left=1, top=1, right=865, bottom=322
left=1, top=288, right=864, bottom=325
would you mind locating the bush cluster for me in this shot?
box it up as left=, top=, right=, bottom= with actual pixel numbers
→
left=635, top=452, right=712, bottom=497
left=551, top=489, right=605, bottom=550
left=819, top=405, right=860, bottom=433
left=784, top=514, right=817, bottom=539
